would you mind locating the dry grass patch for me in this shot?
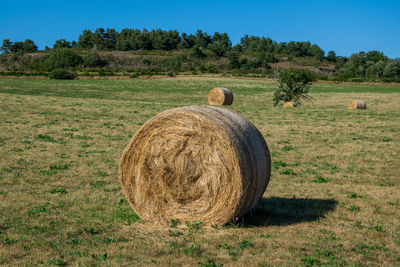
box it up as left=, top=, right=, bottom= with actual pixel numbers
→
left=0, top=78, right=399, bottom=266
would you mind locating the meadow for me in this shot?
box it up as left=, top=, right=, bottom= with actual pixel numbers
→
left=0, top=77, right=399, bottom=266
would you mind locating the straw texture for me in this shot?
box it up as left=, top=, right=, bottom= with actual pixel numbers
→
left=348, top=100, right=366, bottom=109
left=119, top=106, right=271, bottom=225
left=208, top=88, right=233, bottom=105
left=283, top=102, right=296, bottom=108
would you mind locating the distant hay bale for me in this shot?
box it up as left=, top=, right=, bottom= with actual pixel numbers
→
left=283, top=102, right=296, bottom=108
left=119, top=106, right=271, bottom=225
left=348, top=100, right=366, bottom=109
left=208, top=87, right=233, bottom=105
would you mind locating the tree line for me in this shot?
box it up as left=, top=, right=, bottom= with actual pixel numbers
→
left=0, top=27, right=399, bottom=81
left=0, top=28, right=327, bottom=58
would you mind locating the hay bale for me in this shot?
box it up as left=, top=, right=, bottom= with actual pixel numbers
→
left=208, top=87, right=233, bottom=105
left=348, top=100, right=366, bottom=109
left=119, top=106, right=271, bottom=225
left=283, top=102, right=296, bottom=108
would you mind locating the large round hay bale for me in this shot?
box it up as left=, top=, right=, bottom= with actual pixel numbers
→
left=208, top=87, right=233, bottom=105
left=119, top=106, right=271, bottom=225
left=283, top=102, right=296, bottom=108
left=348, top=100, right=366, bottom=109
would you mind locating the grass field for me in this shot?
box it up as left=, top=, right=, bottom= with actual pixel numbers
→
left=0, top=77, right=399, bottom=266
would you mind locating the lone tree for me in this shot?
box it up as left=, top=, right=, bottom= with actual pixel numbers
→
left=273, top=68, right=314, bottom=106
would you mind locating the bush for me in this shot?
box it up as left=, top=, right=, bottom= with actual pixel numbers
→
left=43, top=48, right=82, bottom=70
left=191, top=45, right=206, bottom=58
left=129, top=73, right=139, bottom=78
left=227, top=51, right=240, bottom=69
left=250, top=57, right=262, bottom=68
left=208, top=41, right=228, bottom=57
left=261, top=52, right=278, bottom=64
left=160, top=55, right=185, bottom=71
left=48, top=69, right=77, bottom=80
left=141, top=57, right=151, bottom=65
left=83, top=51, right=106, bottom=67
left=348, top=77, right=367, bottom=83
left=97, top=69, right=114, bottom=76
left=273, top=68, right=314, bottom=106
left=204, top=63, right=218, bottom=73
left=383, top=61, right=400, bottom=79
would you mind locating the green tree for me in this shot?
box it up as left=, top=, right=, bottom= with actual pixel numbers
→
left=151, top=29, right=180, bottom=50
left=208, top=41, right=227, bottom=57
left=228, top=51, right=240, bottom=69
left=207, top=32, right=231, bottom=57
left=53, top=39, right=71, bottom=49
left=327, top=50, right=336, bottom=62
left=383, top=61, right=400, bottom=79
left=136, top=28, right=152, bottom=50
left=309, top=44, right=324, bottom=59
left=334, top=56, right=347, bottom=70
left=232, top=44, right=243, bottom=52
left=115, top=28, right=133, bottom=51
left=365, top=51, right=387, bottom=63
left=103, top=28, right=117, bottom=50
left=1, top=39, right=13, bottom=54
left=287, top=41, right=311, bottom=57
left=260, top=52, right=278, bottom=65
left=365, top=60, right=387, bottom=79
left=78, top=29, right=95, bottom=48
left=9, top=41, right=22, bottom=53
left=194, top=30, right=211, bottom=48
left=178, top=33, right=196, bottom=49
left=273, top=68, right=314, bottom=106
left=337, top=52, right=366, bottom=78
left=22, top=39, right=38, bottom=53
left=191, top=45, right=206, bottom=58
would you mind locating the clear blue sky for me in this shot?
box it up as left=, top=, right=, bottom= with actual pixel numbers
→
left=1, top=0, right=399, bottom=58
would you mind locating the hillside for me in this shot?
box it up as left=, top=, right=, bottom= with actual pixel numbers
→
left=1, top=28, right=399, bottom=82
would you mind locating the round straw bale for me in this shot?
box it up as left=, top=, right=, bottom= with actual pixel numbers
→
left=283, top=102, right=296, bottom=108
left=208, top=87, right=233, bottom=105
left=348, top=100, right=366, bottom=109
left=119, top=105, right=271, bottom=225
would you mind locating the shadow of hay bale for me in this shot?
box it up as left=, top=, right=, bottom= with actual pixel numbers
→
left=239, top=197, right=338, bottom=227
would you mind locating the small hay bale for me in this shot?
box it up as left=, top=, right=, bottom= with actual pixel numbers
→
left=119, top=106, right=271, bottom=225
left=283, top=102, right=296, bottom=108
left=348, top=100, right=366, bottom=109
left=208, top=87, right=233, bottom=105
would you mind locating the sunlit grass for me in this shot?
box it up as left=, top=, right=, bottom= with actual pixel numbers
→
left=0, top=77, right=399, bottom=265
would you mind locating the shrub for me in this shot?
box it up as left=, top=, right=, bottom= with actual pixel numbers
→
left=48, top=69, right=77, bottom=80
left=83, top=51, right=106, bottom=67
left=141, top=57, right=151, bottom=65
left=383, top=61, right=400, bottom=79
left=43, top=48, right=82, bottom=70
left=97, top=69, right=114, bottom=76
left=160, top=55, right=185, bottom=71
left=204, top=63, right=218, bottom=73
left=208, top=41, right=228, bottom=57
left=228, top=51, right=240, bottom=69
left=191, top=45, right=206, bottom=58
left=260, top=52, right=278, bottom=64
left=250, top=57, right=262, bottom=68
left=273, top=68, right=314, bottom=106
left=348, top=77, right=367, bottom=83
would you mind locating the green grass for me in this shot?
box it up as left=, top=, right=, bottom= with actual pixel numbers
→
left=0, top=77, right=399, bottom=265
